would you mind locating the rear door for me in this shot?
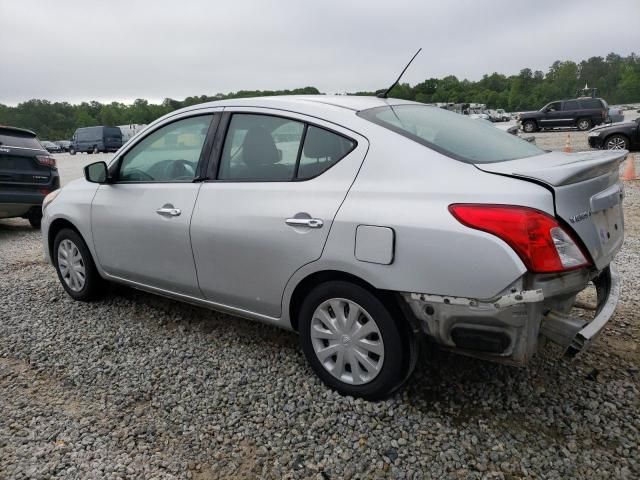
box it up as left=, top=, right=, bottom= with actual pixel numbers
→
left=190, top=109, right=368, bottom=318
left=91, top=112, right=219, bottom=296
left=476, top=150, right=627, bottom=269
left=561, top=100, right=581, bottom=128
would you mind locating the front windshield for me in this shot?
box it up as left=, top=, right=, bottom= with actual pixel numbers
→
left=358, top=104, right=544, bottom=164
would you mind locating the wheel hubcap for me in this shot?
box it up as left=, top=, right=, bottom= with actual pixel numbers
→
left=579, top=120, right=589, bottom=130
left=607, top=137, right=626, bottom=150
left=57, top=239, right=86, bottom=292
left=310, top=298, right=384, bottom=385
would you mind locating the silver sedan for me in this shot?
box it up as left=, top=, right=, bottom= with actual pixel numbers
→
left=41, top=96, right=625, bottom=399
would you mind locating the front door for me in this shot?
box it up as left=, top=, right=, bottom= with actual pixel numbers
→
left=190, top=110, right=368, bottom=318
left=539, top=101, right=564, bottom=128
left=91, top=113, right=215, bottom=297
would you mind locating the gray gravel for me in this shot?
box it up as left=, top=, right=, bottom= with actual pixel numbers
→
left=1, top=150, right=639, bottom=479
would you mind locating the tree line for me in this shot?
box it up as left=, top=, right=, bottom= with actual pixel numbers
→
left=1, top=53, right=639, bottom=140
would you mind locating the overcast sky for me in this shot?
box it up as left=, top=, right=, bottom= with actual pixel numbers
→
left=1, top=0, right=638, bottom=106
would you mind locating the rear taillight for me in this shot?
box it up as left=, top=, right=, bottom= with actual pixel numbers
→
left=36, top=155, right=56, bottom=167
left=449, top=204, right=591, bottom=273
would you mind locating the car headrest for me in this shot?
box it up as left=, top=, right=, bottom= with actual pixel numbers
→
left=242, top=127, right=279, bottom=167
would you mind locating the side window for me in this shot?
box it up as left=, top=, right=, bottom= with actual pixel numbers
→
left=580, top=99, right=601, bottom=109
left=119, top=115, right=212, bottom=182
left=218, top=114, right=304, bottom=181
left=546, top=102, right=562, bottom=112
left=563, top=100, right=579, bottom=111
left=297, top=126, right=356, bottom=180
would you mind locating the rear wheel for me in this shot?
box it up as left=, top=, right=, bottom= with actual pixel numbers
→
left=93, top=145, right=99, bottom=154
left=298, top=281, right=410, bottom=400
left=69, top=147, right=76, bottom=155
left=28, top=211, right=42, bottom=229
left=577, top=118, right=592, bottom=131
left=53, top=228, right=104, bottom=301
left=522, top=120, right=537, bottom=133
left=604, top=134, right=629, bottom=150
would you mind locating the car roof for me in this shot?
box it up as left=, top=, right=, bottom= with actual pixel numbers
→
left=176, top=95, right=418, bottom=114
left=0, top=125, right=37, bottom=137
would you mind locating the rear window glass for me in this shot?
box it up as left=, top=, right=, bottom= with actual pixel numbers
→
left=0, top=130, right=42, bottom=150
left=358, top=104, right=543, bottom=164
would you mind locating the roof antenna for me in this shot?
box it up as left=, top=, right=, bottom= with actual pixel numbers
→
left=377, top=48, right=422, bottom=99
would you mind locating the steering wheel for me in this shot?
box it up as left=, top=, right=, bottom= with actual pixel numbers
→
left=166, top=159, right=195, bottom=181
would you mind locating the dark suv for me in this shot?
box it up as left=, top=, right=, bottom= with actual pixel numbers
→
left=0, top=126, right=60, bottom=228
left=518, top=98, right=609, bottom=133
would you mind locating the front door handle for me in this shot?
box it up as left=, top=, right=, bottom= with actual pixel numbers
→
left=156, top=206, right=181, bottom=217
left=285, top=217, right=323, bottom=229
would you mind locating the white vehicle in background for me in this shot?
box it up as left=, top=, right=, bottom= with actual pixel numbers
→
left=118, top=124, right=147, bottom=145
left=496, top=109, right=511, bottom=122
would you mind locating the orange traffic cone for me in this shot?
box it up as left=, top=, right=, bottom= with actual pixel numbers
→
left=563, top=134, right=572, bottom=153
left=621, top=154, right=638, bottom=181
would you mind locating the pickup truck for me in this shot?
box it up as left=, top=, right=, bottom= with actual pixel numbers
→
left=517, top=98, right=609, bottom=133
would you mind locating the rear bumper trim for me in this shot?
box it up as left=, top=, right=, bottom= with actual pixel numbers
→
left=565, top=263, right=620, bottom=357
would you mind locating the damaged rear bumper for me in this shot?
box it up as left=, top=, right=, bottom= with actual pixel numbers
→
left=402, top=263, right=620, bottom=365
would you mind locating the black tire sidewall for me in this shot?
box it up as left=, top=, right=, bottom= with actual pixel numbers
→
left=299, top=281, right=405, bottom=400
left=577, top=118, right=591, bottom=131
left=53, top=228, right=102, bottom=301
left=523, top=120, right=536, bottom=133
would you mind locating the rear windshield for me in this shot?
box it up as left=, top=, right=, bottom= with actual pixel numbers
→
left=0, top=129, right=43, bottom=150
left=358, top=104, right=544, bottom=164
left=104, top=127, right=122, bottom=138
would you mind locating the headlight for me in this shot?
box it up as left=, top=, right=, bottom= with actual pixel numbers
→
left=42, top=189, right=61, bottom=211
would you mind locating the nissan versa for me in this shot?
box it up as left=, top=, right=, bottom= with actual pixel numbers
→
left=41, top=96, right=625, bottom=399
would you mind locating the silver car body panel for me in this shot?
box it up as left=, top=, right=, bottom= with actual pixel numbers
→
left=41, top=95, right=624, bottom=364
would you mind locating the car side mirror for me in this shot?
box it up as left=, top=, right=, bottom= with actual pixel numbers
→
left=84, top=161, right=109, bottom=183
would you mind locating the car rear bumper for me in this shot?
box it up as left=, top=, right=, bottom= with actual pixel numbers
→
left=401, top=263, right=620, bottom=365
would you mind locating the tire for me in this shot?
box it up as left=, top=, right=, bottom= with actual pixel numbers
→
left=93, top=145, right=99, bottom=154
left=577, top=118, right=592, bottom=131
left=53, top=228, right=104, bottom=301
left=69, top=147, right=76, bottom=155
left=522, top=120, right=537, bottom=133
left=604, top=134, right=629, bottom=150
left=298, top=281, right=410, bottom=400
left=28, top=211, right=42, bottom=229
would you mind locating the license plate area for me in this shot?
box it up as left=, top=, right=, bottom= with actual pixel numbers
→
left=591, top=204, right=623, bottom=250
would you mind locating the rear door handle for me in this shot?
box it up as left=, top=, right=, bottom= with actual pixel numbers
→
left=285, top=217, right=323, bottom=228
left=156, top=206, right=181, bottom=217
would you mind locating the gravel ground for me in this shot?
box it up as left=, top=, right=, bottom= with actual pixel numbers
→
left=1, top=138, right=639, bottom=479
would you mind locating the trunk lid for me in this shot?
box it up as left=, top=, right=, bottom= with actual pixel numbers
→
left=475, top=150, right=627, bottom=270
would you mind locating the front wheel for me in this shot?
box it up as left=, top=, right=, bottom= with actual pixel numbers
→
left=522, top=120, right=537, bottom=133
left=93, top=145, right=100, bottom=154
left=53, top=228, right=105, bottom=301
left=605, top=134, right=629, bottom=150
left=298, top=281, right=410, bottom=400
left=69, top=147, right=76, bottom=155
left=577, top=118, right=592, bottom=131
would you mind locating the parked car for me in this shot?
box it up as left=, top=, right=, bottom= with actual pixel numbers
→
left=40, top=140, right=63, bottom=153
left=42, top=96, right=624, bottom=399
left=0, top=126, right=60, bottom=228
left=495, top=109, right=511, bottom=122
left=588, top=117, right=640, bottom=151
left=55, top=140, right=71, bottom=152
left=70, top=126, right=123, bottom=155
left=517, top=98, right=609, bottom=133
left=607, top=107, right=624, bottom=123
